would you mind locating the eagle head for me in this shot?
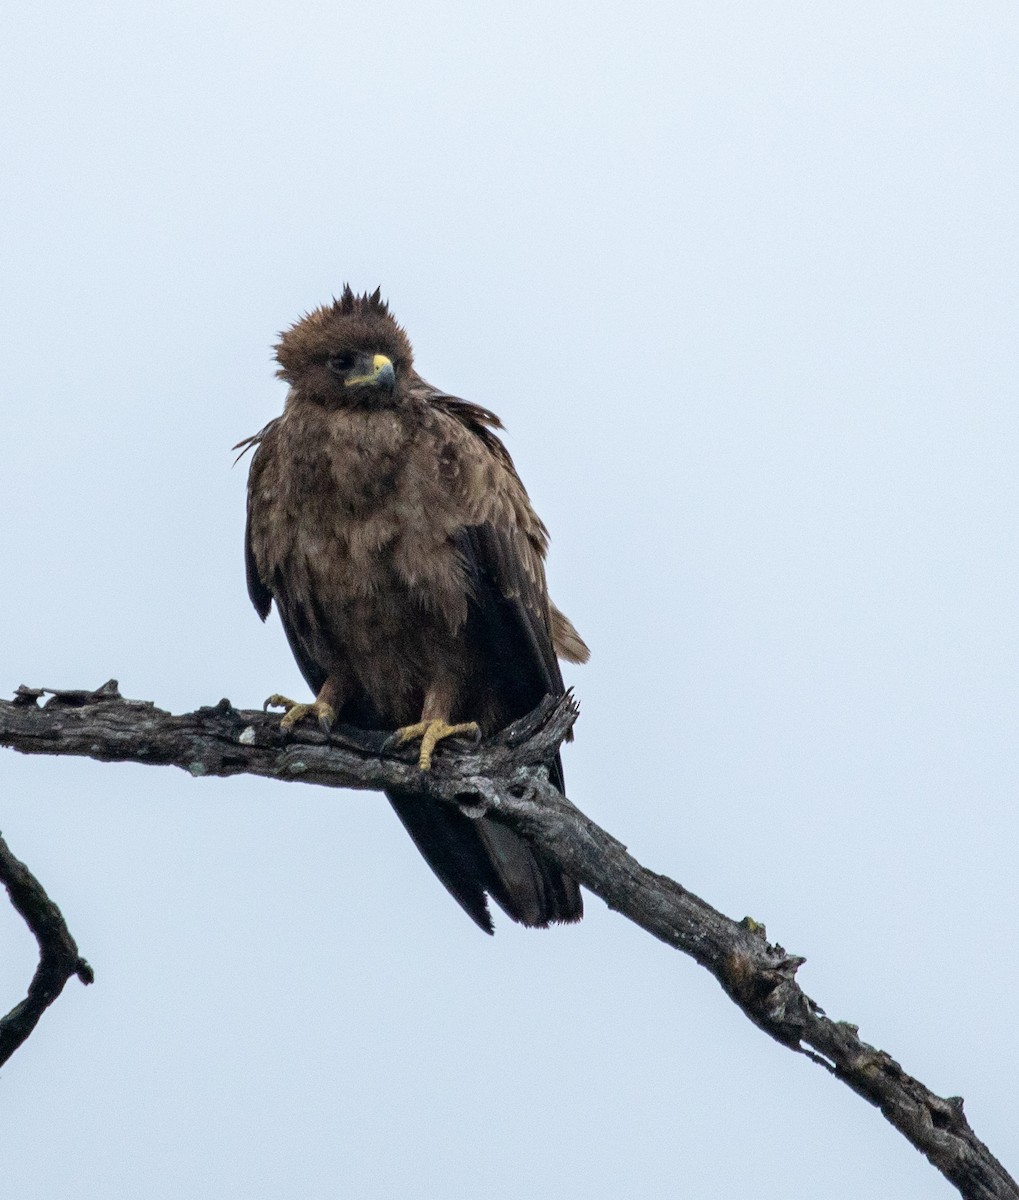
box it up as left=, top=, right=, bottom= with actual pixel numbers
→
left=274, top=285, right=414, bottom=406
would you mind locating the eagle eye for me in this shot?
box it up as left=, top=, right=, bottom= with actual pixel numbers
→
left=328, top=351, right=356, bottom=375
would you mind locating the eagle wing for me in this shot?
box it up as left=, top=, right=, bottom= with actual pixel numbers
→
left=239, top=421, right=276, bottom=622
left=241, top=419, right=334, bottom=699
left=417, top=377, right=587, bottom=714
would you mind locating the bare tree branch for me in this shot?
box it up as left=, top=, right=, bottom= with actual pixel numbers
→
left=0, top=681, right=1015, bottom=1199
left=0, top=824, right=94, bottom=1068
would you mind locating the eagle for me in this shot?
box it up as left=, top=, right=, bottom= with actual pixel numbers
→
left=240, top=286, right=588, bottom=934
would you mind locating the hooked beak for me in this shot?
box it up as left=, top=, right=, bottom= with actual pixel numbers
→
left=345, top=353, right=396, bottom=391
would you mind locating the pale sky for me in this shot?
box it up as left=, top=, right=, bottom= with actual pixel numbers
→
left=2, top=1, right=1017, bottom=1195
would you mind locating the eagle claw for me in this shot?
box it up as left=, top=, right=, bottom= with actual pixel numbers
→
left=264, top=694, right=337, bottom=733
left=393, top=719, right=481, bottom=770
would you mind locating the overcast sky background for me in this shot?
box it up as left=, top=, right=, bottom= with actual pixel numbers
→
left=2, top=1, right=1017, bottom=1195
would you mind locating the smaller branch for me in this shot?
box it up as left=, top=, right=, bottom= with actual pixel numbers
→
left=0, top=830, right=94, bottom=1068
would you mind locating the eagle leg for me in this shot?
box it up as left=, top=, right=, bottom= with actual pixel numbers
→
left=264, top=678, right=339, bottom=733
left=394, top=719, right=481, bottom=771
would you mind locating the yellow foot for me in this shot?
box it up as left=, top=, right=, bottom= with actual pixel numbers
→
left=264, top=693, right=337, bottom=733
left=394, top=719, right=481, bottom=770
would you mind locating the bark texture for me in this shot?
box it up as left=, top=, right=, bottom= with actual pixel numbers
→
left=0, top=681, right=1014, bottom=1200
left=0, top=824, right=93, bottom=1067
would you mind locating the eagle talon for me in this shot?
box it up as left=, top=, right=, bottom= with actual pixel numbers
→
left=394, top=719, right=482, bottom=770
left=264, top=693, right=336, bottom=732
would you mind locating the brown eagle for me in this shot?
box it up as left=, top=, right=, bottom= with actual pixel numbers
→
left=241, top=287, right=588, bottom=934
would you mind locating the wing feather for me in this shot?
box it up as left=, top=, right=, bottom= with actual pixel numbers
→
left=419, top=378, right=585, bottom=698
left=240, top=422, right=277, bottom=621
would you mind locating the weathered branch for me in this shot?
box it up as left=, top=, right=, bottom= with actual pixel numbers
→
left=0, top=826, right=94, bottom=1068
left=0, top=681, right=1015, bottom=1199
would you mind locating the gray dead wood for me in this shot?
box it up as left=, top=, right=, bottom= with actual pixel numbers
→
left=0, top=824, right=94, bottom=1067
left=0, top=681, right=1015, bottom=1200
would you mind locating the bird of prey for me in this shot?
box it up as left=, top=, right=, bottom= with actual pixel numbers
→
left=240, top=286, right=588, bottom=933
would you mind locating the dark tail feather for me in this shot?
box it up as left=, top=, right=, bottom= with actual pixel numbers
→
left=386, top=767, right=582, bottom=933
left=387, top=789, right=499, bottom=934
left=474, top=816, right=583, bottom=927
